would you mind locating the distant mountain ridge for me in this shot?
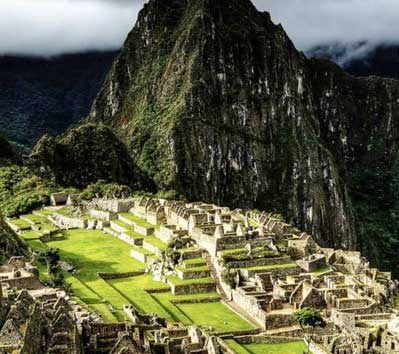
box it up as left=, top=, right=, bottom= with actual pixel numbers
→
left=0, top=51, right=117, bottom=150
left=308, top=43, right=399, bottom=79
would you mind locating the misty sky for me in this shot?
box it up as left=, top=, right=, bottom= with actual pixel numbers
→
left=1, top=0, right=399, bottom=57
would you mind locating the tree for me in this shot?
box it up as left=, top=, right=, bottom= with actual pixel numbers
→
left=293, top=307, right=325, bottom=354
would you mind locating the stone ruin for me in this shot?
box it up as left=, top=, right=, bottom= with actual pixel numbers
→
left=4, top=195, right=399, bottom=353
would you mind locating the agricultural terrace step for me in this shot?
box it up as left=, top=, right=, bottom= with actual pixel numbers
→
left=142, top=236, right=168, bottom=256
left=238, top=263, right=300, bottom=280
left=7, top=218, right=31, bottom=231
left=181, top=258, right=207, bottom=269
left=20, top=214, right=48, bottom=225
left=175, top=266, right=211, bottom=280
left=130, top=246, right=159, bottom=264
left=179, top=249, right=203, bottom=260
left=167, top=276, right=216, bottom=295
left=217, top=238, right=276, bottom=251
left=118, top=213, right=155, bottom=235
left=110, top=220, right=132, bottom=233
left=225, top=256, right=293, bottom=269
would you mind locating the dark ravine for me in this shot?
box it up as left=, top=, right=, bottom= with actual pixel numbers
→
left=82, top=0, right=398, bottom=272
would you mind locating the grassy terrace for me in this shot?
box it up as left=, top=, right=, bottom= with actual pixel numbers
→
left=225, top=339, right=307, bottom=354
left=241, top=262, right=297, bottom=271
left=168, top=276, right=215, bottom=286
left=119, top=213, right=154, bottom=229
left=175, top=265, right=210, bottom=273
left=144, top=235, right=168, bottom=251
left=8, top=218, right=31, bottom=229
left=20, top=214, right=255, bottom=331
left=112, top=219, right=132, bottom=229
left=21, top=230, right=42, bottom=240
left=183, top=257, right=207, bottom=266
left=124, top=230, right=144, bottom=240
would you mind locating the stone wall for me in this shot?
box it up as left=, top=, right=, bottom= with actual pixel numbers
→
left=53, top=213, right=87, bottom=229
left=265, top=314, right=295, bottom=330
left=169, top=282, right=216, bottom=296
left=89, top=209, right=115, bottom=221
left=93, top=199, right=135, bottom=213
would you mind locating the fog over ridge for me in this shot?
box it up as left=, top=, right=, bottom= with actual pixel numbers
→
left=1, top=0, right=399, bottom=63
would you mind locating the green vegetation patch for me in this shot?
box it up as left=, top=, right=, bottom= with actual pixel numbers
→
left=20, top=230, right=42, bottom=240
left=144, top=235, right=168, bottom=251
left=225, top=340, right=307, bottom=354
left=176, top=302, right=255, bottom=332
left=237, top=263, right=297, bottom=271
left=119, top=213, right=154, bottom=229
left=8, top=218, right=31, bottom=229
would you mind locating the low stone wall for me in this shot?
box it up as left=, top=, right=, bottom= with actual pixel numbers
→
left=169, top=282, right=216, bottom=296
left=239, top=265, right=300, bottom=280
left=176, top=268, right=211, bottom=280
left=265, top=313, right=295, bottom=330
left=337, top=298, right=369, bottom=310
left=110, top=221, right=128, bottom=233
left=170, top=296, right=220, bottom=304
left=1, top=275, right=44, bottom=290
left=226, top=256, right=292, bottom=269
left=135, top=224, right=154, bottom=236
left=89, top=209, right=115, bottom=221
left=53, top=213, right=87, bottom=229
left=98, top=271, right=144, bottom=280
left=236, top=335, right=301, bottom=345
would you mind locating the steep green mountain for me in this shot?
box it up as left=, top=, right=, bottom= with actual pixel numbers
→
left=0, top=51, right=117, bottom=150
left=87, top=0, right=399, bottom=273
left=30, top=123, right=154, bottom=191
left=0, top=217, right=28, bottom=264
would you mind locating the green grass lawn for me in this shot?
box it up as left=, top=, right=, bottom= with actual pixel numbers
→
left=119, top=213, right=154, bottom=229
left=177, top=302, right=255, bottom=332
left=45, top=229, right=146, bottom=322
left=27, top=239, right=48, bottom=252
left=225, top=339, right=307, bottom=354
left=21, top=227, right=257, bottom=331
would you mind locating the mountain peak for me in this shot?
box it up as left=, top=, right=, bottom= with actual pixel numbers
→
left=87, top=0, right=399, bottom=273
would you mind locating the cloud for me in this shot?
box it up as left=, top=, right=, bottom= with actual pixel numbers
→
left=0, top=0, right=144, bottom=56
left=1, top=0, right=399, bottom=58
left=253, top=0, right=399, bottom=52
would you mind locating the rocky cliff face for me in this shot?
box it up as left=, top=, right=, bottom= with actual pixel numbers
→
left=88, top=0, right=399, bottom=271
